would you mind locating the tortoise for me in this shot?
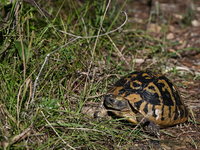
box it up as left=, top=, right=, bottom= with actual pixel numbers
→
left=95, top=70, right=189, bottom=136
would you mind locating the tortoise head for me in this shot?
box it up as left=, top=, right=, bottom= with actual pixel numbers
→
left=104, top=94, right=129, bottom=110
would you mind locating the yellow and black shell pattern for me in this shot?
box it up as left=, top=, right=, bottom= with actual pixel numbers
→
left=107, top=70, right=189, bottom=127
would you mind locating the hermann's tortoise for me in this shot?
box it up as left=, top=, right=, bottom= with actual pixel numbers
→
left=95, top=70, right=189, bottom=135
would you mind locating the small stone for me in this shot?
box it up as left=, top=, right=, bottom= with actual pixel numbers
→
left=169, top=25, right=175, bottom=32
left=191, top=20, right=200, bottom=27
left=147, top=24, right=161, bottom=32
left=173, top=14, right=183, bottom=19
left=166, top=33, right=174, bottom=40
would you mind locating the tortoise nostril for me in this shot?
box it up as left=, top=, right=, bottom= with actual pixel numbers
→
left=109, top=98, right=115, bottom=103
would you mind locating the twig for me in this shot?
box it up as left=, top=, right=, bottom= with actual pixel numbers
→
left=17, top=69, right=36, bottom=127
left=30, top=11, right=128, bottom=106
left=10, top=126, right=32, bottom=145
left=56, top=13, right=128, bottom=38
left=163, top=66, right=200, bottom=75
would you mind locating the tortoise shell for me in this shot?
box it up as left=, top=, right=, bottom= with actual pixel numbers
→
left=105, top=70, right=189, bottom=127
